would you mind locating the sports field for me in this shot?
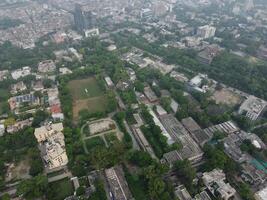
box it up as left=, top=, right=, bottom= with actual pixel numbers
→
left=67, top=77, right=108, bottom=121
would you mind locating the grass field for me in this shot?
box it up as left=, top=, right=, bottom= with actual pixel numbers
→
left=67, top=77, right=108, bottom=121
left=68, top=77, right=104, bottom=100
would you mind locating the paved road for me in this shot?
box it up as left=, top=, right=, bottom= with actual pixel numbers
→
left=48, top=171, right=72, bottom=183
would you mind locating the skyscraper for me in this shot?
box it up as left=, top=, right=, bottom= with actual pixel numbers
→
left=73, top=4, right=85, bottom=33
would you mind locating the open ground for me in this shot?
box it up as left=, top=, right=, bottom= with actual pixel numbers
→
left=67, top=77, right=109, bottom=121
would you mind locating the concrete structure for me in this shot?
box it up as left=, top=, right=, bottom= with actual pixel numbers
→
left=144, top=86, right=158, bottom=103
left=202, top=169, right=236, bottom=200
left=203, top=121, right=239, bottom=138
left=104, top=76, right=114, bottom=88
left=10, top=81, right=27, bottom=95
left=11, top=66, right=31, bottom=80
left=6, top=118, right=33, bottom=134
left=34, top=123, right=68, bottom=170
left=197, top=45, right=221, bottom=65
left=255, top=186, right=267, bottom=200
left=105, top=165, right=134, bottom=200
left=0, top=124, right=5, bottom=136
left=188, top=74, right=209, bottom=93
left=160, top=114, right=203, bottom=164
left=181, top=117, right=210, bottom=147
left=8, top=93, right=39, bottom=111
left=197, top=25, right=216, bottom=39
left=174, top=185, right=192, bottom=200
left=38, top=60, right=56, bottom=73
left=238, top=95, right=267, bottom=121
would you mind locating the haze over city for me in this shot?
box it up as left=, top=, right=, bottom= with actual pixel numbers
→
left=0, top=0, right=267, bottom=200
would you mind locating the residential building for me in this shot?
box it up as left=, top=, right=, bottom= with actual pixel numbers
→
left=197, top=45, right=221, bottom=65
left=8, top=93, right=39, bottom=111
left=238, top=95, right=267, bottom=121
left=255, top=186, right=267, bottom=200
left=203, top=121, right=239, bottom=138
left=38, top=60, right=56, bottom=73
left=34, top=123, right=68, bottom=170
left=10, top=81, right=27, bottom=95
left=11, top=66, right=31, bottom=80
left=6, top=118, right=33, bottom=134
left=197, top=25, right=216, bottom=39
left=202, top=169, right=236, bottom=200
left=0, top=124, right=5, bottom=136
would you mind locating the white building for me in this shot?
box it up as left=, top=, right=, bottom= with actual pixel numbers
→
left=238, top=95, right=267, bottom=121
left=0, top=124, right=5, bottom=136
left=34, top=123, right=68, bottom=170
left=11, top=66, right=31, bottom=80
left=255, top=186, right=267, bottom=200
left=197, top=25, right=216, bottom=39
left=202, top=169, right=236, bottom=200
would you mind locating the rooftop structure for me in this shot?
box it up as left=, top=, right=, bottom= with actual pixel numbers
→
left=10, top=81, right=27, bottom=95
left=170, top=71, right=189, bottom=83
left=104, top=76, right=114, bottom=88
left=0, top=124, right=5, bottom=137
left=11, top=66, right=31, bottom=80
left=255, top=186, right=267, bottom=200
left=174, top=185, right=192, bottom=200
left=238, top=95, right=267, bottom=121
left=202, top=169, right=236, bottom=200
left=8, top=93, right=39, bottom=111
left=197, top=25, right=216, bottom=39
left=181, top=117, right=210, bottom=147
left=38, top=60, right=56, bottom=73
left=144, top=86, right=158, bottom=103
left=34, top=123, right=68, bottom=170
left=6, top=118, right=33, bottom=134
left=197, top=45, right=221, bottom=65
left=159, top=114, right=203, bottom=164
left=203, top=121, right=239, bottom=138
left=105, top=165, right=134, bottom=200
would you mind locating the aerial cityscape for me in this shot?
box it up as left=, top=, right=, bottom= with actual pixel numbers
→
left=0, top=0, right=267, bottom=199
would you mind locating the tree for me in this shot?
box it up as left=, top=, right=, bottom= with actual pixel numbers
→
left=32, top=110, right=49, bottom=127
left=174, top=159, right=196, bottom=193
left=76, top=186, right=85, bottom=196
left=17, top=175, right=48, bottom=200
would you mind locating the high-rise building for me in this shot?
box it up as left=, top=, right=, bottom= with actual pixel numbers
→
left=197, top=25, right=216, bottom=39
left=73, top=4, right=85, bottom=33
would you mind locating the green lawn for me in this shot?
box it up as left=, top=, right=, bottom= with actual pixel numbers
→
left=68, top=77, right=104, bottom=100
left=47, top=178, right=74, bottom=200
left=85, top=137, right=105, bottom=151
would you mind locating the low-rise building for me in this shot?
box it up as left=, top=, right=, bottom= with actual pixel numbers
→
left=203, top=121, right=239, bottom=138
left=255, top=186, right=267, bottom=200
left=8, top=93, right=39, bottom=111
left=6, top=118, right=33, bottom=134
left=202, top=169, right=236, bottom=200
left=105, top=165, right=134, bottom=200
left=10, top=81, right=27, bottom=95
left=238, top=95, right=267, bottom=121
left=144, top=86, right=158, bottom=103
left=0, top=124, right=5, bottom=136
left=197, top=45, right=221, bottom=65
left=38, top=60, right=56, bottom=73
left=160, top=114, right=203, bottom=164
left=11, top=66, right=31, bottom=80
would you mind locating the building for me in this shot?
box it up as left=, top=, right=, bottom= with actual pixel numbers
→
left=197, top=25, right=216, bottom=39
left=202, top=169, right=236, bottom=200
left=73, top=4, right=86, bottom=33
left=255, top=186, right=267, bottom=200
left=11, top=66, right=31, bottom=80
left=144, top=86, right=158, bottom=103
left=6, top=118, right=33, bottom=134
left=10, top=81, right=27, bottom=95
left=203, top=121, right=239, bottom=138
left=104, top=76, right=114, bottom=88
left=238, top=95, right=267, bottom=121
left=188, top=74, right=209, bottom=93
left=257, top=45, right=267, bottom=60
left=0, top=124, right=5, bottom=136
left=105, top=165, right=134, bottom=200
left=131, top=126, right=156, bottom=159
left=160, top=114, right=203, bottom=164
left=181, top=117, right=210, bottom=147
left=197, top=45, right=221, bottom=65
left=38, top=60, right=56, bottom=73
left=34, top=123, right=68, bottom=170
left=8, top=93, right=39, bottom=111
left=174, top=185, right=192, bottom=200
